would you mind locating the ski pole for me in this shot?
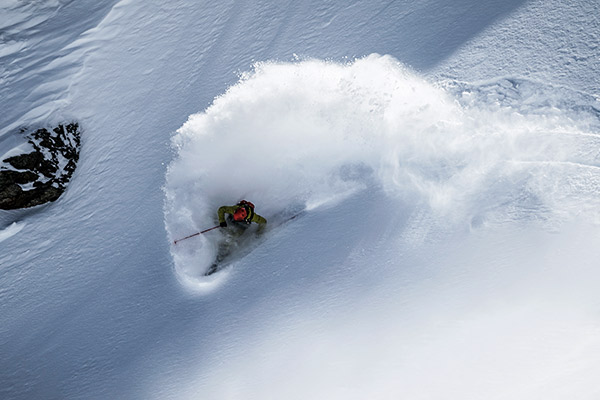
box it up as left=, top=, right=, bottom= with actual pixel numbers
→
left=173, top=225, right=221, bottom=244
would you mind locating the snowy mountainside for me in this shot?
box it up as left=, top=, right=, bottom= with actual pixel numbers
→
left=1, top=0, right=600, bottom=399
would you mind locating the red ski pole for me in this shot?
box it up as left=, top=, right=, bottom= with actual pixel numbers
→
left=173, top=225, right=221, bottom=244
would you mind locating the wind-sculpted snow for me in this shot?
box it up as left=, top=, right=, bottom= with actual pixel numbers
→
left=0, top=222, right=25, bottom=243
left=164, top=54, right=600, bottom=290
left=0, top=0, right=119, bottom=137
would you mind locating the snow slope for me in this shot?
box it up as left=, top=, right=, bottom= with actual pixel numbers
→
left=2, top=1, right=600, bottom=399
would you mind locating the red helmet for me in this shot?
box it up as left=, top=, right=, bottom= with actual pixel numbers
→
left=233, top=206, right=248, bottom=221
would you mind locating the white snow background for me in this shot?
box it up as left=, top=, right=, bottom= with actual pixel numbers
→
left=1, top=1, right=600, bottom=399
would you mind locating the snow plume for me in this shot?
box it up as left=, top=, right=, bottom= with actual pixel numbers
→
left=164, top=54, right=600, bottom=289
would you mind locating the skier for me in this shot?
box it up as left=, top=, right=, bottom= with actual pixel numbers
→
left=217, top=200, right=267, bottom=228
left=172, top=201, right=267, bottom=246
left=205, top=200, right=267, bottom=276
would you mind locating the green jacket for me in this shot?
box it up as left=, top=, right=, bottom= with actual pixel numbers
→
left=218, top=205, right=267, bottom=225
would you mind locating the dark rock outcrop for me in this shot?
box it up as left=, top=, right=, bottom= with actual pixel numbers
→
left=0, top=123, right=81, bottom=210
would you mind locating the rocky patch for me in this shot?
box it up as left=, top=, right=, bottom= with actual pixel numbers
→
left=0, top=123, right=81, bottom=210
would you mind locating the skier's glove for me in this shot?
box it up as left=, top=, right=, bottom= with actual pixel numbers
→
left=220, top=221, right=227, bottom=228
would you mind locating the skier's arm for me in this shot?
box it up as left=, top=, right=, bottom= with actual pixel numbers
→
left=251, top=213, right=267, bottom=225
left=217, top=206, right=237, bottom=224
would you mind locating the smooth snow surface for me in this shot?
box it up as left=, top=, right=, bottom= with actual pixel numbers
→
left=2, top=1, right=600, bottom=399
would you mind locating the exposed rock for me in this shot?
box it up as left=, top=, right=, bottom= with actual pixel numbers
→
left=0, top=123, right=81, bottom=210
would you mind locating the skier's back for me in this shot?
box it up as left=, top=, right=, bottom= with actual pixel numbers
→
left=217, top=200, right=267, bottom=227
